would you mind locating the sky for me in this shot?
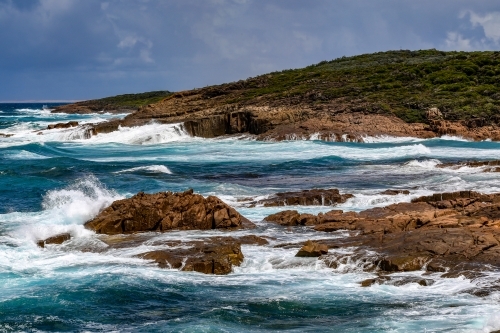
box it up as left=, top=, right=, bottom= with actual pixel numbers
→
left=0, top=0, right=499, bottom=101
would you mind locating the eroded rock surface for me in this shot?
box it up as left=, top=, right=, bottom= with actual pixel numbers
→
left=255, top=188, right=353, bottom=207
left=295, top=240, right=328, bottom=257
left=265, top=191, right=500, bottom=274
left=47, top=121, right=79, bottom=130
left=85, top=189, right=251, bottom=234
left=37, top=233, right=71, bottom=248
left=138, top=238, right=244, bottom=275
left=437, top=160, right=500, bottom=172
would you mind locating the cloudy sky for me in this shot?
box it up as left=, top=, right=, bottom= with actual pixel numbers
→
left=1, top=0, right=499, bottom=101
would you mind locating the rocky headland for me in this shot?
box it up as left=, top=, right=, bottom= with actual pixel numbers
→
left=50, top=50, right=500, bottom=142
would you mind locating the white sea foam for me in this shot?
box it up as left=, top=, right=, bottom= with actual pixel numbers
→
left=114, top=165, right=172, bottom=174
left=1, top=175, right=122, bottom=245
left=83, top=123, right=190, bottom=145
left=2, top=150, right=50, bottom=160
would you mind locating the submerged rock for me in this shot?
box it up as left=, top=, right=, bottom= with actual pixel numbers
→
left=37, top=233, right=71, bottom=248
left=85, top=189, right=251, bottom=235
left=380, top=189, right=410, bottom=195
left=437, top=160, right=500, bottom=172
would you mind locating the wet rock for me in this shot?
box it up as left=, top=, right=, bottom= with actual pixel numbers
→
left=264, top=210, right=301, bottom=226
left=37, top=233, right=71, bottom=248
left=295, top=240, right=328, bottom=257
left=437, top=160, right=500, bottom=172
left=138, top=239, right=244, bottom=275
left=378, top=256, right=428, bottom=272
left=302, top=191, right=500, bottom=275
left=85, top=189, right=251, bottom=234
left=238, top=235, right=269, bottom=245
left=380, top=189, right=410, bottom=195
left=257, top=189, right=353, bottom=207
left=47, top=121, right=79, bottom=130
left=0, top=133, right=13, bottom=138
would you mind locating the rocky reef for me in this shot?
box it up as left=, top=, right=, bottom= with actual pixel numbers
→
left=84, top=189, right=252, bottom=234
left=39, top=188, right=500, bottom=280
left=264, top=191, right=500, bottom=277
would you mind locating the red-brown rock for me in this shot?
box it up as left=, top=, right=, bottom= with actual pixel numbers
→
left=37, top=233, right=71, bottom=248
left=138, top=239, right=244, bottom=275
left=257, top=189, right=353, bottom=207
left=84, top=189, right=250, bottom=234
left=47, top=121, right=79, bottom=130
left=295, top=240, right=328, bottom=257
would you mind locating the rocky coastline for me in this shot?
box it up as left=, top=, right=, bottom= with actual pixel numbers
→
left=38, top=187, right=500, bottom=293
left=51, top=98, right=500, bottom=142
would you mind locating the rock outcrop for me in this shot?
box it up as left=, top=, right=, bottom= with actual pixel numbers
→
left=37, top=233, right=71, bottom=248
left=254, top=188, right=353, bottom=207
left=138, top=238, right=244, bottom=275
left=46, top=121, right=79, bottom=130
left=265, top=191, right=500, bottom=274
left=295, top=240, right=328, bottom=257
left=437, top=160, right=500, bottom=172
left=85, top=189, right=251, bottom=234
left=380, top=189, right=410, bottom=195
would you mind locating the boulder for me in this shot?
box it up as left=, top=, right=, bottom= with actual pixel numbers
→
left=84, top=189, right=250, bottom=234
left=295, top=240, right=328, bottom=257
left=437, top=160, right=500, bottom=172
left=37, top=233, right=71, bottom=248
left=257, top=189, right=353, bottom=207
left=380, top=189, right=410, bottom=195
left=138, top=239, right=244, bottom=275
left=264, top=210, right=301, bottom=226
left=47, top=121, right=79, bottom=130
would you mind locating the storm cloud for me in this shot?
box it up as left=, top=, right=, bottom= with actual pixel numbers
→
left=0, top=0, right=499, bottom=101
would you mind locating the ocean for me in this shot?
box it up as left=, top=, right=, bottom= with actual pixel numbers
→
left=1, top=103, right=500, bottom=332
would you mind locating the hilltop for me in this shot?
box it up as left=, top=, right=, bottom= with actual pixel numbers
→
left=52, top=91, right=172, bottom=114
left=55, top=50, right=500, bottom=140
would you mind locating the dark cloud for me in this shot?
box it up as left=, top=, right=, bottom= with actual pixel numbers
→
left=0, top=0, right=499, bottom=101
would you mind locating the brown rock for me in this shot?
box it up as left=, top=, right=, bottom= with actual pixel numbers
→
left=437, top=160, right=500, bottom=172
left=37, top=233, right=71, bottom=248
left=138, top=239, right=244, bottom=275
left=47, top=121, right=79, bottom=130
left=264, top=210, right=301, bottom=226
left=378, top=256, right=428, bottom=272
left=84, top=189, right=251, bottom=234
left=295, top=240, right=328, bottom=257
left=380, top=189, right=410, bottom=195
left=257, top=189, right=353, bottom=207
left=304, top=191, right=500, bottom=275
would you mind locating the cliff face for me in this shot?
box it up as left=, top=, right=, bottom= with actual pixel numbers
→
left=61, top=50, right=500, bottom=141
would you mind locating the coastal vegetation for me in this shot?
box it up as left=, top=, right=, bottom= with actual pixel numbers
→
left=53, top=90, right=172, bottom=113
left=214, top=49, right=500, bottom=124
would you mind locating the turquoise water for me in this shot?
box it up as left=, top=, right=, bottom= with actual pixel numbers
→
left=1, top=104, right=500, bottom=332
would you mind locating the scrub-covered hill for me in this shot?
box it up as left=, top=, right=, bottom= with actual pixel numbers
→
left=56, top=50, right=500, bottom=140
left=53, top=91, right=172, bottom=114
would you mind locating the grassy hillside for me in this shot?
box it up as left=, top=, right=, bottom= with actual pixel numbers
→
left=204, top=49, right=500, bottom=123
left=90, top=91, right=172, bottom=109
left=53, top=90, right=172, bottom=113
